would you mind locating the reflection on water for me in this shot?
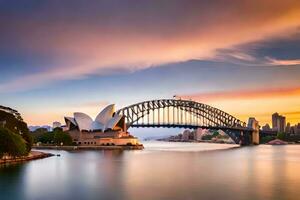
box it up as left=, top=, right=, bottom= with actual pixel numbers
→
left=143, top=141, right=239, bottom=151
left=1, top=141, right=300, bottom=200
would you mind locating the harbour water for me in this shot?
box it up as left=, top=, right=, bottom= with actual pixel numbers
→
left=1, top=141, right=300, bottom=200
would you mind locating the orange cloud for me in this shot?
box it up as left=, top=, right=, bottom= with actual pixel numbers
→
left=181, top=86, right=300, bottom=125
left=181, top=87, right=300, bottom=102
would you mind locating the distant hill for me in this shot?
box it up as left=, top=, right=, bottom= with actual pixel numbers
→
left=143, top=135, right=172, bottom=141
left=29, top=125, right=52, bottom=132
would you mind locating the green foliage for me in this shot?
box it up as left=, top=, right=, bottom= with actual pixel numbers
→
left=0, top=127, right=28, bottom=158
left=276, top=132, right=286, bottom=141
left=31, top=128, right=49, bottom=143
left=212, top=131, right=219, bottom=137
left=202, top=135, right=213, bottom=140
left=34, top=128, right=48, bottom=134
left=34, top=128, right=73, bottom=146
left=37, top=132, right=54, bottom=144
left=53, top=129, right=73, bottom=145
left=0, top=110, right=32, bottom=153
left=53, top=127, right=63, bottom=132
left=260, top=136, right=275, bottom=144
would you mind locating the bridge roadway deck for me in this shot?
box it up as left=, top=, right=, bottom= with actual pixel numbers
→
left=130, top=124, right=253, bottom=132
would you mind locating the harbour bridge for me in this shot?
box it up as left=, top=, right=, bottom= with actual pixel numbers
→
left=116, top=99, right=260, bottom=145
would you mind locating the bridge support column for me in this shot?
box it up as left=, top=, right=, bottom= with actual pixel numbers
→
left=240, top=131, right=251, bottom=146
left=247, top=118, right=260, bottom=145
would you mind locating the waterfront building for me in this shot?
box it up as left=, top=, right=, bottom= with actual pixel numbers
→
left=182, top=130, right=191, bottom=141
left=64, top=104, right=139, bottom=146
left=262, top=123, right=271, bottom=131
left=53, top=121, right=62, bottom=129
left=201, top=129, right=211, bottom=137
left=285, top=123, right=291, bottom=134
left=297, top=123, right=300, bottom=135
left=272, top=113, right=286, bottom=133
left=194, top=128, right=203, bottom=141
left=218, top=129, right=227, bottom=136
left=290, top=123, right=300, bottom=135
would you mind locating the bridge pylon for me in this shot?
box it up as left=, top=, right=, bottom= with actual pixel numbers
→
left=247, top=117, right=260, bottom=145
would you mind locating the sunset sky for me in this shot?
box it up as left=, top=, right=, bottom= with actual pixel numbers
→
left=1, top=0, right=300, bottom=130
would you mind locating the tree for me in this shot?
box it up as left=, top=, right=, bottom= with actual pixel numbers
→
left=260, top=136, right=274, bottom=144
left=276, top=132, right=286, bottom=141
left=34, top=128, right=73, bottom=146
left=0, top=110, right=32, bottom=153
left=0, top=127, right=27, bottom=158
left=202, top=135, right=213, bottom=140
left=53, top=129, right=73, bottom=145
left=212, top=131, right=219, bottom=137
left=38, top=132, right=54, bottom=144
left=31, top=128, right=49, bottom=143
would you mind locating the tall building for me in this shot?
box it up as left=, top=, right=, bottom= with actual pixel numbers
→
left=296, top=123, right=300, bottom=135
left=272, top=113, right=286, bottom=133
left=285, top=122, right=291, bottom=134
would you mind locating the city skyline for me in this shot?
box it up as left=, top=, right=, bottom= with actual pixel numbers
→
left=0, top=0, right=300, bottom=126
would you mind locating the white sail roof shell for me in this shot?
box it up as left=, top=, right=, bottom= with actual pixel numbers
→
left=65, top=104, right=124, bottom=132
left=95, top=104, right=115, bottom=125
left=106, top=114, right=123, bottom=130
left=91, top=121, right=104, bottom=131
left=64, top=117, right=77, bottom=126
left=74, top=112, right=94, bottom=131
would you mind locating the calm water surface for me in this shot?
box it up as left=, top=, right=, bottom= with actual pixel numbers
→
left=1, top=141, right=300, bottom=200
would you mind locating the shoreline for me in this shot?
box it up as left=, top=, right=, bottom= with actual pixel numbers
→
left=156, top=139, right=236, bottom=145
left=156, top=140, right=300, bottom=145
left=0, top=151, right=54, bottom=165
left=33, top=144, right=144, bottom=151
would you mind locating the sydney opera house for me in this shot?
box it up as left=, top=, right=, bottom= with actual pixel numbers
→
left=64, top=104, right=139, bottom=146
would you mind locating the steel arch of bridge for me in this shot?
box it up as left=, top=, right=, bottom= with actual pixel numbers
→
left=116, top=99, right=247, bottom=130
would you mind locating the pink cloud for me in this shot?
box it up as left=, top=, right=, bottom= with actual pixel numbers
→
left=265, top=57, right=300, bottom=66
left=1, top=0, right=300, bottom=92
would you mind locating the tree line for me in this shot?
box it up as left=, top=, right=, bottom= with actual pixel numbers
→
left=32, top=127, right=73, bottom=146
left=260, top=132, right=300, bottom=144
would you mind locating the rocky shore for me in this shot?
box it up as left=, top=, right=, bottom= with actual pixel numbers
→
left=0, top=151, right=54, bottom=165
left=33, top=144, right=144, bottom=151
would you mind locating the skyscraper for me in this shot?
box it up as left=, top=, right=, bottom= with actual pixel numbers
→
left=272, top=113, right=286, bottom=133
left=285, top=122, right=291, bottom=134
